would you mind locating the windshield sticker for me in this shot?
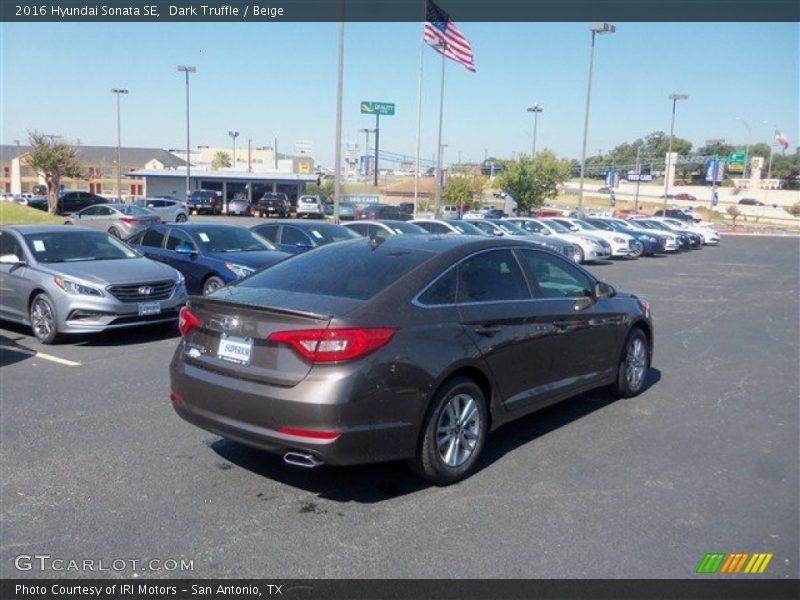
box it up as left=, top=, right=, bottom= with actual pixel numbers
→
left=310, top=230, right=324, bottom=240
left=32, top=240, right=46, bottom=252
left=198, top=233, right=210, bottom=243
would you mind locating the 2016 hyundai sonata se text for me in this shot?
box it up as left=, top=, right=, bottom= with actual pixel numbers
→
left=170, top=235, right=654, bottom=484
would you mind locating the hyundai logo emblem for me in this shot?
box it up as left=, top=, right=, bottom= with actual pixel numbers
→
left=220, top=316, right=239, bottom=331
left=138, top=286, right=153, bottom=295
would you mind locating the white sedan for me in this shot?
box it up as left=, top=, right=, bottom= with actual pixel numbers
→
left=507, top=217, right=612, bottom=263
left=544, top=217, right=639, bottom=258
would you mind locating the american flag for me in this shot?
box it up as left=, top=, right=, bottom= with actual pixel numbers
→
left=423, top=0, right=476, bottom=73
left=774, top=130, right=789, bottom=151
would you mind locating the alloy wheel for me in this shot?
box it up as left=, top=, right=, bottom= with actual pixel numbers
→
left=31, top=298, right=55, bottom=341
left=436, top=393, right=481, bottom=467
left=625, top=337, right=647, bottom=391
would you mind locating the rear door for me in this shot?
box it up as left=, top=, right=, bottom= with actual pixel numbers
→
left=453, top=248, right=558, bottom=412
left=134, top=227, right=169, bottom=262
left=164, top=228, right=205, bottom=293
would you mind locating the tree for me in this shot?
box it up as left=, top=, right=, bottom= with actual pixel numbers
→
left=306, top=178, right=335, bottom=202
left=496, top=150, right=571, bottom=213
left=726, top=205, right=742, bottom=228
left=785, top=202, right=800, bottom=218
left=23, top=132, right=85, bottom=215
left=442, top=170, right=485, bottom=209
left=697, top=142, right=736, bottom=157
left=211, top=151, right=231, bottom=169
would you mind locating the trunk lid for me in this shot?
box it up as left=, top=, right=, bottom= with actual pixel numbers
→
left=182, top=291, right=360, bottom=387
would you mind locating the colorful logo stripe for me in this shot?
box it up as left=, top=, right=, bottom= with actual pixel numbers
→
left=696, top=553, right=773, bottom=574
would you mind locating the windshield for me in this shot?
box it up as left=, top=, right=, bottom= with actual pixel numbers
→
left=300, top=224, right=361, bottom=244
left=492, top=221, right=528, bottom=235
left=24, top=230, right=139, bottom=263
left=575, top=220, right=599, bottom=230
left=193, top=226, right=277, bottom=252
left=552, top=219, right=580, bottom=232
left=388, top=222, right=427, bottom=235
left=643, top=220, right=670, bottom=231
left=444, top=220, right=487, bottom=235
left=586, top=220, right=614, bottom=231
left=541, top=219, right=570, bottom=233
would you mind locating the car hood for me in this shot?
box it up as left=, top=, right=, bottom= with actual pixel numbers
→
left=39, top=257, right=180, bottom=285
left=578, top=229, right=632, bottom=243
left=205, top=250, right=289, bottom=269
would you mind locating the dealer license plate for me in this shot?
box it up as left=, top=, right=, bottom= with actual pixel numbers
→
left=217, top=334, right=253, bottom=365
left=138, top=302, right=161, bottom=316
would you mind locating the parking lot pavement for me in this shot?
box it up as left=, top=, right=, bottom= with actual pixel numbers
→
left=1, top=236, right=797, bottom=579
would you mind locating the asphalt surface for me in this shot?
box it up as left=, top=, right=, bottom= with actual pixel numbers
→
left=1, top=235, right=798, bottom=579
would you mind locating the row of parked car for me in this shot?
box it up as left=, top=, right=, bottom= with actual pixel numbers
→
left=0, top=213, right=658, bottom=484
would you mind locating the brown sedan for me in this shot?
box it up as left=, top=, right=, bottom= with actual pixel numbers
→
left=170, top=235, right=654, bottom=484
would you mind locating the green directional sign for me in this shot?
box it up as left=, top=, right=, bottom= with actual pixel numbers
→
left=728, top=151, right=745, bottom=165
left=360, top=101, right=395, bottom=116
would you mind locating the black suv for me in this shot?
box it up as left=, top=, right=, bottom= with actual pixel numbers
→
left=255, top=193, right=291, bottom=218
left=653, top=208, right=693, bottom=222
left=187, top=190, right=223, bottom=215
left=28, top=191, right=109, bottom=215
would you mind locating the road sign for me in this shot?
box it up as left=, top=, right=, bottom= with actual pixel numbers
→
left=728, top=151, right=745, bottom=164
left=360, top=101, right=395, bottom=116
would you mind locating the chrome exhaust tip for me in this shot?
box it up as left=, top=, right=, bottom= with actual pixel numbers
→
left=283, top=451, right=324, bottom=468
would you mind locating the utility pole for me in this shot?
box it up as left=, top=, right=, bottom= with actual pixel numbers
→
left=247, top=138, right=252, bottom=172
left=633, top=144, right=642, bottom=212
left=111, top=88, right=128, bottom=199
left=177, top=65, right=196, bottom=201
left=228, top=131, right=239, bottom=168
left=663, top=93, right=689, bottom=210
left=527, top=104, right=543, bottom=158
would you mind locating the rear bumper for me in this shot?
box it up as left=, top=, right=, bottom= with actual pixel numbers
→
left=169, top=349, right=421, bottom=466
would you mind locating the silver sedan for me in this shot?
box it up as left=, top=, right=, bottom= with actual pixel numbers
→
left=0, top=225, right=186, bottom=343
left=65, top=203, right=160, bottom=238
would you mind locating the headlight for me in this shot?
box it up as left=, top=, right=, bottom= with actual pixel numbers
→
left=54, top=277, right=103, bottom=296
left=225, top=262, right=254, bottom=279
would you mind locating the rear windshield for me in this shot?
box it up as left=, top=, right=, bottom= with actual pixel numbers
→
left=445, top=220, right=487, bottom=236
left=237, top=240, right=435, bottom=300
left=297, top=224, right=361, bottom=244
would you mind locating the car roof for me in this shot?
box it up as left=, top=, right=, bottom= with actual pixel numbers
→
left=3, top=225, right=97, bottom=234
left=341, top=232, right=533, bottom=254
left=252, top=220, right=344, bottom=229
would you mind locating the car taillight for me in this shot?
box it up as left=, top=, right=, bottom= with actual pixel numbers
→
left=268, top=328, right=395, bottom=363
left=119, top=216, right=139, bottom=223
left=277, top=427, right=340, bottom=441
left=178, top=306, right=201, bottom=337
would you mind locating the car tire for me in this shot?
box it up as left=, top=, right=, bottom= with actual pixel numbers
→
left=108, top=227, right=121, bottom=238
left=176, top=213, right=187, bottom=223
left=29, top=293, right=60, bottom=345
left=202, top=275, right=225, bottom=295
left=574, top=245, right=585, bottom=264
left=611, top=327, right=650, bottom=398
left=409, top=376, right=488, bottom=485
left=631, top=241, right=644, bottom=258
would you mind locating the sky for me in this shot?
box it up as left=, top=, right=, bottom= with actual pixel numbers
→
left=1, top=21, right=798, bottom=167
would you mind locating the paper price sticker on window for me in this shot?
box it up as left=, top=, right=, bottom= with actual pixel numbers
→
left=33, top=240, right=46, bottom=252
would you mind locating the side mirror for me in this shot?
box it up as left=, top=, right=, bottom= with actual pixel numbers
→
left=0, top=254, right=25, bottom=266
left=595, top=281, right=615, bottom=298
left=175, top=244, right=196, bottom=255
left=296, top=241, right=313, bottom=250
left=493, top=230, right=504, bottom=237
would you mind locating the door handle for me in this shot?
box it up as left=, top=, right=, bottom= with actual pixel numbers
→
left=473, top=324, right=501, bottom=336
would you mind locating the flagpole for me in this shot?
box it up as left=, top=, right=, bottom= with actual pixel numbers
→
left=434, top=41, right=446, bottom=218
left=333, top=17, right=345, bottom=223
left=413, top=1, right=425, bottom=216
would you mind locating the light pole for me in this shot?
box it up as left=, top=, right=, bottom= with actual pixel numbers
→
left=359, top=128, right=375, bottom=178
left=663, top=93, right=688, bottom=209
left=177, top=65, right=196, bottom=201
left=527, top=104, right=543, bottom=158
left=111, top=88, right=128, bottom=199
left=577, top=22, right=615, bottom=213
left=735, top=117, right=752, bottom=181
left=228, top=130, right=239, bottom=168
left=633, top=144, right=642, bottom=212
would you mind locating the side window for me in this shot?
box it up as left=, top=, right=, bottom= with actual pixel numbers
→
left=141, top=229, right=166, bottom=248
left=96, top=206, right=114, bottom=216
left=0, top=232, right=24, bottom=258
left=255, top=225, right=279, bottom=243
left=455, top=249, right=530, bottom=303
left=81, top=206, right=102, bottom=216
left=418, top=267, right=457, bottom=305
left=280, top=227, right=308, bottom=246
left=166, top=229, right=196, bottom=251
left=517, top=249, right=594, bottom=298
left=347, top=223, right=369, bottom=236
left=426, top=222, right=451, bottom=234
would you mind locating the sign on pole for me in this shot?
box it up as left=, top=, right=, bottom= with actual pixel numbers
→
left=360, top=101, right=396, bottom=116
left=728, top=151, right=745, bottom=173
